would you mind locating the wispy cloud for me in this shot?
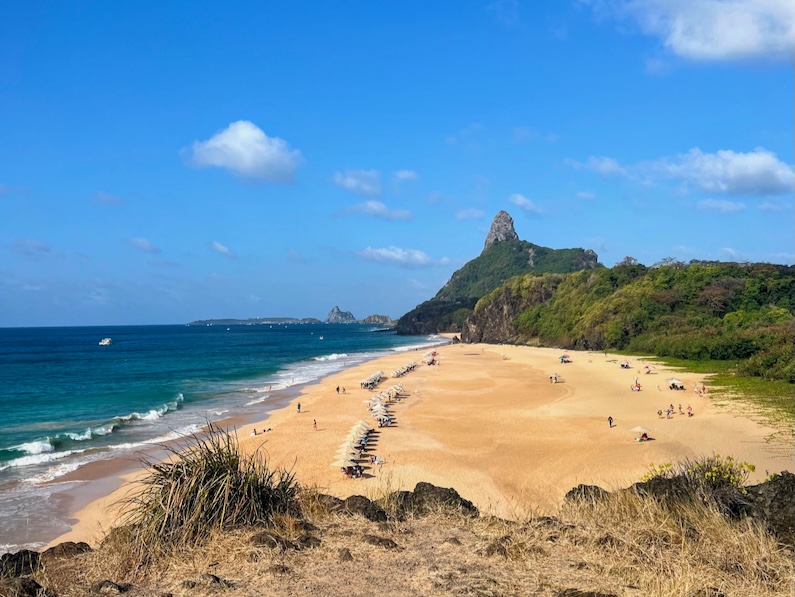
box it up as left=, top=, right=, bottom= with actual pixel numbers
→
left=583, top=0, right=795, bottom=62
left=186, top=120, right=302, bottom=183
left=721, top=247, right=745, bottom=261
left=287, top=248, right=308, bottom=264
left=11, top=238, right=52, bottom=259
left=508, top=193, right=543, bottom=215
left=658, top=147, right=794, bottom=195
left=577, top=191, right=596, bottom=199
left=394, top=169, right=419, bottom=182
left=211, top=240, right=236, bottom=258
left=126, top=237, right=161, bottom=254
left=95, top=191, right=122, bottom=205
left=697, top=199, right=746, bottom=213
left=357, top=246, right=447, bottom=268
left=456, top=208, right=486, bottom=221
left=348, top=200, right=411, bottom=221
left=487, top=0, right=520, bottom=26
left=566, top=156, right=630, bottom=177
left=445, top=123, right=485, bottom=148
left=333, top=170, right=382, bottom=198
left=567, top=147, right=794, bottom=196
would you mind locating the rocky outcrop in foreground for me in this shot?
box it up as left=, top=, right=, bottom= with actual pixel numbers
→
left=3, top=476, right=792, bottom=596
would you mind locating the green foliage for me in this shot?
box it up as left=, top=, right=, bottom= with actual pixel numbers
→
left=503, top=262, right=795, bottom=381
left=119, top=423, right=299, bottom=566
left=642, top=455, right=756, bottom=516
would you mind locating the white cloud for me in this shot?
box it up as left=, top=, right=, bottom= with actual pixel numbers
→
left=11, top=238, right=51, bottom=258
left=697, top=199, right=746, bottom=213
left=758, top=200, right=790, bottom=211
left=187, top=121, right=302, bottom=183
left=577, top=191, right=596, bottom=199
left=455, top=208, right=486, bottom=221
left=567, top=156, right=630, bottom=177
left=658, top=147, right=794, bottom=195
left=127, top=238, right=161, bottom=254
left=95, top=192, right=121, bottom=205
left=357, top=246, right=441, bottom=268
left=721, top=247, right=744, bottom=260
left=348, top=200, right=411, bottom=221
left=586, top=0, right=795, bottom=62
left=568, top=147, right=793, bottom=196
left=508, top=193, right=543, bottom=215
left=211, top=240, right=236, bottom=258
left=488, top=0, right=520, bottom=26
left=394, top=170, right=419, bottom=182
left=333, top=170, right=382, bottom=198
left=445, top=123, right=485, bottom=147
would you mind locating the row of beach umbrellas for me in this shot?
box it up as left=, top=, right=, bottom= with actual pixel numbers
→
left=330, top=420, right=371, bottom=468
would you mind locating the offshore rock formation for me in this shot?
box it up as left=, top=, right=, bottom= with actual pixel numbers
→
left=325, top=306, right=357, bottom=324
left=483, top=210, right=518, bottom=252
left=361, top=314, right=396, bottom=326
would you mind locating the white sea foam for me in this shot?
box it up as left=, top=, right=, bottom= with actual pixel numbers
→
left=13, top=440, right=54, bottom=455
left=0, top=449, right=85, bottom=472
left=109, top=424, right=203, bottom=452
left=312, top=353, right=349, bottom=361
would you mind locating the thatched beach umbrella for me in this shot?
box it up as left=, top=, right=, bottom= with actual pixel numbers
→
left=331, top=458, right=357, bottom=468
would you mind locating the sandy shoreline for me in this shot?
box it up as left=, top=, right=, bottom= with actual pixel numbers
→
left=51, top=342, right=794, bottom=547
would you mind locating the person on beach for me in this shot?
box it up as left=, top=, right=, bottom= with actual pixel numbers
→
left=250, top=428, right=258, bottom=436
left=336, top=386, right=339, bottom=394
left=297, top=402, right=301, bottom=413
left=342, top=386, right=346, bottom=394
left=313, top=419, right=317, bottom=430
left=687, top=405, right=693, bottom=417
left=679, top=404, right=684, bottom=415
left=608, top=416, right=613, bottom=428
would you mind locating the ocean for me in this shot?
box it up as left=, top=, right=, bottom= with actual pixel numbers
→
left=0, top=323, right=445, bottom=554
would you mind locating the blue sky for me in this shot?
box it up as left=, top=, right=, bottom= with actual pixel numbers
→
left=2, top=1, right=793, bottom=327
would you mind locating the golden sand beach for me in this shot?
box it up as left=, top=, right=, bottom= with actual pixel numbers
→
left=53, top=342, right=794, bottom=546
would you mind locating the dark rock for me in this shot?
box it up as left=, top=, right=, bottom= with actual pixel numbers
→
left=180, top=574, right=230, bottom=589
left=361, top=534, right=399, bottom=549
left=564, top=485, right=609, bottom=505
left=42, top=541, right=92, bottom=560
left=483, top=541, right=508, bottom=558
left=0, top=577, right=56, bottom=597
left=483, top=210, right=519, bottom=251
left=91, top=580, right=133, bottom=593
left=250, top=530, right=296, bottom=551
left=343, top=495, right=388, bottom=522
left=410, top=482, right=479, bottom=517
left=0, top=551, right=40, bottom=578
left=295, top=534, right=321, bottom=550
left=554, top=590, right=617, bottom=597
left=338, top=548, right=354, bottom=562
left=315, top=493, right=344, bottom=512
left=744, top=471, right=795, bottom=547
left=686, top=588, right=726, bottom=597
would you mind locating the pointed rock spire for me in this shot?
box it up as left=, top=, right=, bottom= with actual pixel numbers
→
left=483, top=211, right=518, bottom=252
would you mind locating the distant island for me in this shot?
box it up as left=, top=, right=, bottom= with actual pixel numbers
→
left=186, top=307, right=396, bottom=328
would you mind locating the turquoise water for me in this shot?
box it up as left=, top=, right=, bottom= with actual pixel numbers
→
left=0, top=323, right=443, bottom=552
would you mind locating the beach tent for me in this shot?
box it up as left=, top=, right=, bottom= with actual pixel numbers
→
left=331, top=458, right=357, bottom=468
left=666, top=378, right=682, bottom=384
left=629, top=426, right=650, bottom=435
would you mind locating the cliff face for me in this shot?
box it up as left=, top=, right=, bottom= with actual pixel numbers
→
left=482, top=210, right=518, bottom=251
left=461, top=275, right=563, bottom=343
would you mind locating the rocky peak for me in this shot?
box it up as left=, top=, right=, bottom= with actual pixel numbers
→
left=326, top=306, right=357, bottom=323
left=483, top=211, right=518, bottom=252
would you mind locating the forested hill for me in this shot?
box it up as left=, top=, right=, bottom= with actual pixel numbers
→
left=462, top=260, right=795, bottom=382
left=395, top=211, right=601, bottom=335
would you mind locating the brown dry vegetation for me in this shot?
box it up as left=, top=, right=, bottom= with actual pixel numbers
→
left=24, top=486, right=795, bottom=597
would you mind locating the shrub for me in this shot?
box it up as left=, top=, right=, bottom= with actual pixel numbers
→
left=118, top=423, right=299, bottom=566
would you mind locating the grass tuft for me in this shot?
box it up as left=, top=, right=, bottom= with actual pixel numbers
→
left=113, top=423, right=299, bottom=570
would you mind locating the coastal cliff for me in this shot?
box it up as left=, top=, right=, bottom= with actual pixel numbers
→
left=325, top=306, right=357, bottom=324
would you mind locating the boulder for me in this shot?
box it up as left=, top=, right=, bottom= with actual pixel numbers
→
left=564, top=485, right=609, bottom=505
left=343, top=495, right=388, bottom=522
left=91, top=580, right=133, bottom=593
left=42, top=541, right=92, bottom=561
left=744, top=471, right=795, bottom=548
left=410, top=482, right=479, bottom=517
left=0, top=577, right=56, bottom=597
left=0, top=551, right=40, bottom=579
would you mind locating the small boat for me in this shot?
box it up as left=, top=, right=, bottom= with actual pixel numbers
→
left=98, top=337, right=112, bottom=346
left=319, top=336, right=324, bottom=340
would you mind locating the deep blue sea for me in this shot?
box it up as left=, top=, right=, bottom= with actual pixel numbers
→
left=0, top=323, right=444, bottom=553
